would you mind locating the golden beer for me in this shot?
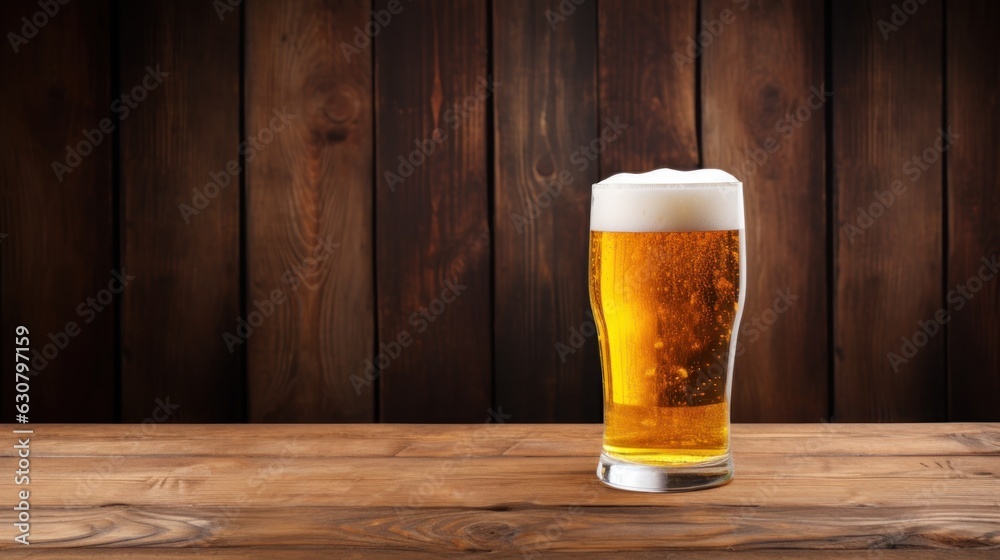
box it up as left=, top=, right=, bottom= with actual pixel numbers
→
left=590, top=169, right=745, bottom=491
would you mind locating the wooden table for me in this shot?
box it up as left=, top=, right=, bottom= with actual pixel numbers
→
left=1, top=423, right=998, bottom=558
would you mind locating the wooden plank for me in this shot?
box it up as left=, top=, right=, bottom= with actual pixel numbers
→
left=374, top=0, right=492, bottom=421
left=20, top=456, right=999, bottom=508
left=833, top=0, right=945, bottom=421
left=8, top=505, right=1000, bottom=551
left=0, top=424, right=996, bottom=553
left=598, top=0, right=698, bottom=174
left=492, top=0, right=601, bottom=422
left=17, top=453, right=1000, bottom=498
left=701, top=0, right=827, bottom=421
left=946, top=0, right=1000, bottom=421
left=245, top=0, right=374, bottom=421
left=3, top=551, right=996, bottom=560
left=11, top=423, right=1000, bottom=458
left=118, top=0, right=241, bottom=421
left=0, top=1, right=113, bottom=421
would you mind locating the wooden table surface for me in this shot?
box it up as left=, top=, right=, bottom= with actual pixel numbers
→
left=1, top=423, right=998, bottom=558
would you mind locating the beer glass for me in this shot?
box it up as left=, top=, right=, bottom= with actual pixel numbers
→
left=589, top=169, right=746, bottom=492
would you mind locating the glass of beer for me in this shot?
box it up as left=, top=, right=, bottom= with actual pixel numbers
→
left=590, top=168, right=745, bottom=492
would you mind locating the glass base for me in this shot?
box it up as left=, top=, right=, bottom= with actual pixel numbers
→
left=597, top=451, right=734, bottom=492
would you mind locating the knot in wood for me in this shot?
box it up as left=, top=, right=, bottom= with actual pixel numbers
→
left=323, top=84, right=361, bottom=125
left=464, top=521, right=518, bottom=545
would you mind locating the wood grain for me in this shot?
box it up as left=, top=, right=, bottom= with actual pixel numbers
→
left=245, top=0, right=374, bottom=421
left=375, top=0, right=492, bottom=421
left=9, top=504, right=1000, bottom=550
left=22, top=457, right=1000, bottom=509
left=833, top=0, right=945, bottom=421
left=702, top=0, right=828, bottom=421
left=3, top=1, right=999, bottom=425
left=0, top=0, right=114, bottom=421
left=118, top=0, right=242, bottom=421
left=492, top=0, right=601, bottom=422
left=0, top=424, right=996, bottom=555
left=598, top=0, right=699, bottom=174
left=0, top=552, right=996, bottom=560
left=946, top=0, right=1000, bottom=421
left=17, top=423, right=1000, bottom=458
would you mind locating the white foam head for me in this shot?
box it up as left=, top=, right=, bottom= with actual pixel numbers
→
left=591, top=168, right=744, bottom=232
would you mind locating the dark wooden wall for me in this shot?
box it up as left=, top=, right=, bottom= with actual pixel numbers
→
left=1, top=0, right=996, bottom=423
